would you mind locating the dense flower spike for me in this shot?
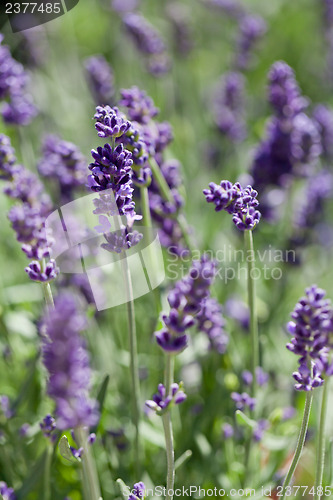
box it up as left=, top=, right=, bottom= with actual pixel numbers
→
left=203, top=180, right=261, bottom=230
left=0, top=482, right=16, bottom=500
left=94, top=105, right=131, bottom=138
left=0, top=34, right=37, bottom=125
left=155, top=256, right=217, bottom=353
left=196, top=297, right=228, bottom=353
left=119, top=86, right=159, bottom=124
left=286, top=285, right=333, bottom=390
left=38, top=135, right=87, bottom=202
left=268, top=61, right=307, bottom=119
left=235, top=14, right=267, bottom=70
left=231, top=391, right=256, bottom=411
left=145, top=382, right=186, bottom=414
left=84, top=55, right=115, bottom=104
left=214, top=72, right=246, bottom=142
left=313, top=104, right=333, bottom=159
left=0, top=134, right=17, bottom=180
left=42, top=293, right=99, bottom=429
left=123, top=13, right=171, bottom=76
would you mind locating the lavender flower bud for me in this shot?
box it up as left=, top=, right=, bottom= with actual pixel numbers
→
left=94, top=105, right=131, bottom=138
left=84, top=55, right=114, bottom=105
left=40, top=414, right=56, bottom=438
left=25, top=259, right=59, bottom=283
left=145, top=382, right=186, bottom=415
left=222, top=423, right=234, bottom=439
left=231, top=391, right=256, bottom=411
left=119, top=86, right=159, bottom=124
left=0, top=482, right=16, bottom=500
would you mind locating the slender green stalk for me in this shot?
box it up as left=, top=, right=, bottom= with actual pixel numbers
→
left=44, top=442, right=52, bottom=500
left=121, top=256, right=141, bottom=473
left=177, top=213, right=195, bottom=254
left=315, top=378, right=329, bottom=500
left=76, top=426, right=102, bottom=500
left=42, top=283, right=55, bottom=309
left=243, top=230, right=259, bottom=397
left=149, top=157, right=174, bottom=204
left=141, top=185, right=153, bottom=229
left=162, top=354, right=175, bottom=500
left=281, top=391, right=313, bottom=499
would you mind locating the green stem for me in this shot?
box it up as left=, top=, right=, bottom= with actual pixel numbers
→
left=162, top=354, right=175, bottom=500
left=76, top=426, right=102, bottom=500
left=281, top=391, right=313, bottom=500
left=243, top=230, right=259, bottom=397
left=121, top=256, right=141, bottom=474
left=315, top=378, right=329, bottom=500
left=141, top=185, right=152, bottom=229
left=42, top=283, right=55, bottom=309
left=44, top=442, right=52, bottom=500
left=149, top=157, right=174, bottom=204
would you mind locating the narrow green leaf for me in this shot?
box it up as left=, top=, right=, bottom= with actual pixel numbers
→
left=175, top=449, right=192, bottom=470
left=91, top=374, right=110, bottom=434
left=15, top=451, right=47, bottom=499
left=116, top=478, right=130, bottom=500
left=235, top=410, right=256, bottom=429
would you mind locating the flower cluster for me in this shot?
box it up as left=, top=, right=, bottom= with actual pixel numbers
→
left=155, top=256, right=221, bottom=353
left=84, top=55, right=115, bottom=105
left=145, top=382, right=186, bottom=415
left=231, top=391, right=256, bottom=411
left=235, top=14, right=267, bottom=70
left=196, top=297, right=228, bottom=354
left=25, top=259, right=59, bottom=283
left=42, top=293, right=99, bottom=429
left=203, top=180, right=261, bottom=230
left=286, top=285, right=333, bottom=390
left=119, top=86, right=159, bottom=124
left=242, top=367, right=269, bottom=387
left=38, top=134, right=87, bottom=202
left=94, top=105, right=131, bottom=139
left=214, top=72, right=246, bottom=142
left=40, top=414, right=57, bottom=439
left=313, top=104, right=333, bottom=159
left=251, top=62, right=322, bottom=218
left=123, top=13, right=171, bottom=76
left=0, top=34, right=37, bottom=125
left=128, top=481, right=146, bottom=500
left=0, top=134, right=18, bottom=180
left=0, top=482, right=16, bottom=500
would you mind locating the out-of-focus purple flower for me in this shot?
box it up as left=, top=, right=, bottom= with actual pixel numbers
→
left=108, top=428, right=128, bottom=451
left=94, top=105, right=131, bottom=139
left=123, top=13, right=171, bottom=76
left=40, top=414, right=56, bottom=438
left=119, top=86, right=159, bottom=124
left=222, top=422, right=234, bottom=439
left=203, top=0, right=245, bottom=19
left=88, top=433, right=96, bottom=444
left=0, top=395, right=13, bottom=419
left=235, top=14, right=267, bottom=71
left=231, top=391, right=256, bottom=411
left=19, top=423, right=30, bottom=437
left=268, top=61, right=308, bottom=119
left=111, top=0, right=140, bottom=13
left=42, top=293, right=99, bottom=430
left=128, top=481, right=146, bottom=500
left=290, top=113, right=322, bottom=165
left=253, top=419, right=269, bottom=442
left=155, top=256, right=216, bottom=353
left=0, top=134, right=17, bottom=180
left=282, top=406, right=297, bottom=421
left=0, top=34, right=37, bottom=125
left=101, top=224, right=143, bottom=253
left=203, top=180, right=261, bottom=230
left=84, top=55, right=114, bottom=105
left=214, top=72, right=246, bottom=142
left=196, top=297, right=228, bottom=353
left=25, top=259, right=59, bottom=283
left=256, top=367, right=269, bottom=386
left=38, top=135, right=87, bottom=202
left=0, top=482, right=16, bottom=500
left=242, top=370, right=253, bottom=386
left=146, top=382, right=187, bottom=415
left=313, top=104, right=333, bottom=158
left=166, top=3, right=194, bottom=57
left=225, top=296, right=250, bottom=330
left=286, top=285, right=332, bottom=390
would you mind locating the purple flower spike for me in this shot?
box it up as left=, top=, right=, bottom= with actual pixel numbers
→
left=85, top=55, right=114, bottom=105
left=42, top=293, right=99, bottom=430
left=127, top=481, right=146, bottom=500
left=146, top=382, right=186, bottom=415
left=313, top=104, right=333, bottom=159
left=0, top=134, right=17, bottom=180
left=235, top=14, right=267, bottom=70
left=25, top=259, right=59, bottom=283
left=196, top=297, right=228, bottom=354
left=119, top=86, right=159, bottom=124
left=231, top=391, right=256, bottom=411
left=94, top=105, right=131, bottom=138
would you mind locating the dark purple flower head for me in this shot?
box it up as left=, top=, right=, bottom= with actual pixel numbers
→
left=127, top=481, right=146, bottom=500
left=84, top=55, right=114, bottom=105
left=231, top=391, right=256, bottom=411
left=40, top=414, right=56, bottom=438
left=0, top=134, right=17, bottom=180
left=119, top=86, right=159, bottom=124
left=235, top=14, right=267, bottom=70
left=0, top=482, right=16, bottom=500
left=196, top=297, right=228, bottom=354
left=268, top=61, right=308, bottom=119
left=203, top=180, right=261, bottom=230
left=286, top=285, right=333, bottom=390
left=94, top=105, right=131, bottom=138
left=25, top=259, right=59, bottom=283
left=146, top=382, right=186, bottom=415
left=313, top=104, right=333, bottom=159
left=42, top=293, right=99, bottom=430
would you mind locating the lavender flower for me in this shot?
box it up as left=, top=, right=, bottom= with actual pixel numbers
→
left=214, top=72, right=246, bottom=142
left=84, top=55, right=114, bottom=105
left=111, top=0, right=140, bottom=13
left=40, top=414, right=56, bottom=438
left=196, top=297, right=228, bottom=353
left=119, top=86, right=159, bottom=124
left=222, top=423, right=234, bottom=439
left=128, top=481, right=146, bottom=500
left=0, top=134, right=17, bottom=180
left=25, top=259, right=59, bottom=283
left=313, top=104, right=333, bottom=159
left=231, top=391, right=256, bottom=411
left=0, top=482, right=16, bottom=500
left=225, top=296, right=250, bottom=330
left=0, top=34, right=37, bottom=125
left=253, top=419, right=269, bottom=442
left=145, top=382, right=186, bottom=415
left=0, top=395, right=13, bottom=419
left=155, top=256, right=216, bottom=353
left=166, top=3, right=194, bottom=57
left=235, top=15, right=267, bottom=71
left=42, top=293, right=99, bottom=429
left=38, top=135, right=87, bottom=202
left=94, top=105, right=131, bottom=139
left=203, top=180, right=261, bottom=230
left=290, top=113, right=322, bottom=165
left=203, top=0, right=245, bottom=19
left=286, top=285, right=332, bottom=390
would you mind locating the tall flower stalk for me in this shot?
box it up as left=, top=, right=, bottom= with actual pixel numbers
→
left=314, top=377, right=329, bottom=500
